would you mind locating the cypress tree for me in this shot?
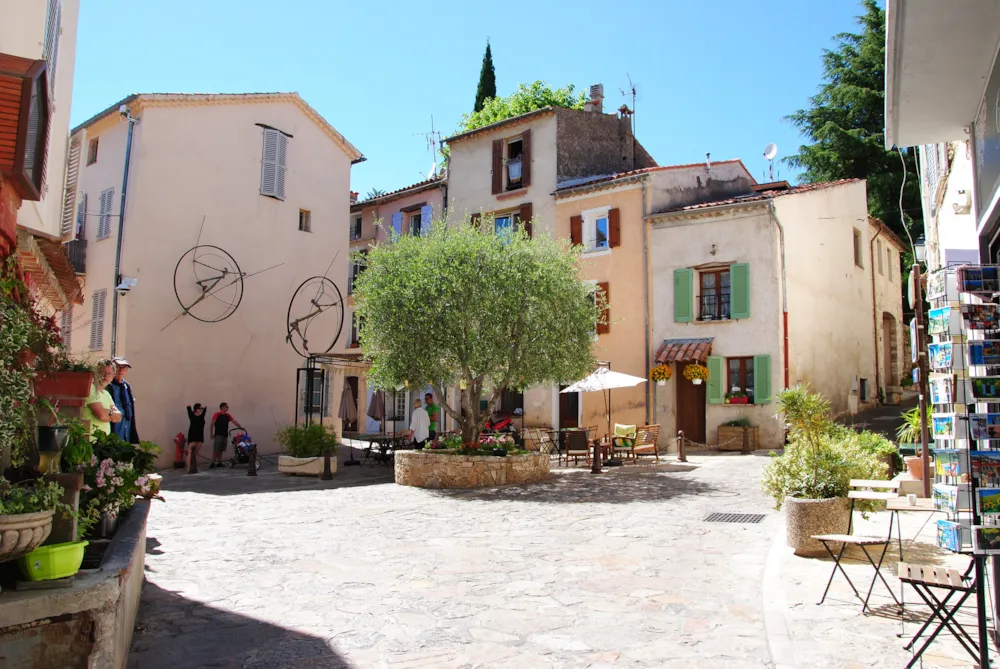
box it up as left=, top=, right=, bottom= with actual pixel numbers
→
left=473, top=41, right=497, bottom=113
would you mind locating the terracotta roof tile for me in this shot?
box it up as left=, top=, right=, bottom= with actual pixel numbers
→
left=350, top=175, right=445, bottom=210
left=655, top=338, right=714, bottom=364
left=553, top=160, right=753, bottom=197
left=662, top=178, right=862, bottom=213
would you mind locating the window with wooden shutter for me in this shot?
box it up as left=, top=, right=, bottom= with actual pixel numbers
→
left=470, top=213, right=481, bottom=227
left=596, top=282, right=610, bottom=334
left=260, top=128, right=288, bottom=200
left=75, top=192, right=87, bottom=239
left=674, top=268, right=694, bottom=323
left=753, top=354, right=772, bottom=404
left=491, top=139, right=503, bottom=194
left=420, top=205, right=434, bottom=235
left=570, top=215, right=582, bottom=245
left=391, top=212, right=403, bottom=237
left=61, top=136, right=81, bottom=237
left=729, top=263, right=750, bottom=319
left=87, top=137, right=98, bottom=165
left=608, top=208, right=621, bottom=247
left=521, top=129, right=531, bottom=187
left=60, top=306, right=72, bottom=349
left=706, top=356, right=724, bottom=404
left=518, top=202, right=533, bottom=238
left=89, top=289, right=106, bottom=350
left=97, top=188, right=113, bottom=239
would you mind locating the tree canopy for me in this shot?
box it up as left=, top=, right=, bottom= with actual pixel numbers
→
left=353, top=217, right=600, bottom=444
left=785, top=0, right=921, bottom=244
left=473, top=41, right=496, bottom=113
left=459, top=81, right=586, bottom=133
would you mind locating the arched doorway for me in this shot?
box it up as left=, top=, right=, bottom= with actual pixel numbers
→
left=882, top=312, right=899, bottom=387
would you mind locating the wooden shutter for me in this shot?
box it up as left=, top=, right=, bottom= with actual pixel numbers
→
left=521, top=129, right=531, bottom=187
left=275, top=133, right=287, bottom=200
left=570, top=215, right=583, bottom=245
left=261, top=129, right=278, bottom=197
left=61, top=135, right=81, bottom=237
left=706, top=356, right=724, bottom=404
left=75, top=192, right=87, bottom=239
left=729, top=263, right=750, bottom=319
left=97, top=188, right=113, bottom=239
left=60, top=306, right=72, bottom=349
left=491, top=139, right=503, bottom=194
left=608, top=208, right=621, bottom=248
left=420, top=205, right=434, bottom=235
left=673, top=268, right=694, bottom=323
left=90, top=289, right=106, bottom=350
left=470, top=213, right=481, bottom=227
left=596, top=282, right=610, bottom=334
left=753, top=354, right=772, bottom=404
left=391, top=212, right=403, bottom=237
left=518, top=202, right=533, bottom=238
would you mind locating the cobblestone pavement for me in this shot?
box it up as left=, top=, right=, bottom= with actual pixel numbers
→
left=128, top=452, right=989, bottom=668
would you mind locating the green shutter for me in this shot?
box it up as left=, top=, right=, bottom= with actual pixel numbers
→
left=754, top=354, right=772, bottom=404
left=730, top=263, right=750, bottom=319
left=707, top=356, right=724, bottom=404
left=674, top=268, right=694, bottom=322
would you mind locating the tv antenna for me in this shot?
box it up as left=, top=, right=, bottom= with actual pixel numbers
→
left=619, top=74, right=637, bottom=136
left=414, top=115, right=442, bottom=180
left=763, top=143, right=778, bottom=181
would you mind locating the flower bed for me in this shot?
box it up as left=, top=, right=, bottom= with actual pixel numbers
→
left=395, top=451, right=550, bottom=488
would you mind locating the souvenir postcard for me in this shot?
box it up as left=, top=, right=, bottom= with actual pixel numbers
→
left=928, top=307, right=952, bottom=335
left=926, top=270, right=948, bottom=300
left=929, top=342, right=953, bottom=370
left=969, top=415, right=1000, bottom=440
left=937, top=520, right=963, bottom=552
left=969, top=340, right=1000, bottom=366
left=972, top=451, right=1000, bottom=485
left=958, top=266, right=1000, bottom=294
left=978, top=488, right=1000, bottom=515
left=973, top=526, right=1000, bottom=554
left=972, top=377, right=1000, bottom=400
left=933, top=414, right=956, bottom=440
left=930, top=375, right=953, bottom=404
left=965, top=304, right=1000, bottom=330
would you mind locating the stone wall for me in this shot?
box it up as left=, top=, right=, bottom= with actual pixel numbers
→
left=395, top=452, right=550, bottom=489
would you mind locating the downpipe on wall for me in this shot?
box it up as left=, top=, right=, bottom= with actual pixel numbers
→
left=768, top=201, right=790, bottom=389
left=110, top=110, right=138, bottom=357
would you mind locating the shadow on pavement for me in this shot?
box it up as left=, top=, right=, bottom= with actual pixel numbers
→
left=129, top=582, right=352, bottom=669
left=430, top=464, right=716, bottom=504
left=157, top=465, right=394, bottom=497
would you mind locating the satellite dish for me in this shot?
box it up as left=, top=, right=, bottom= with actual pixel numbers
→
left=763, top=143, right=778, bottom=160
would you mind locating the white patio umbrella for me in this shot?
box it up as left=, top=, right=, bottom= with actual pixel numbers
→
left=561, top=367, right=647, bottom=442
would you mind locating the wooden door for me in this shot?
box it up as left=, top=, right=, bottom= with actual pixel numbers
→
left=559, top=387, right=580, bottom=429
left=676, top=372, right=706, bottom=444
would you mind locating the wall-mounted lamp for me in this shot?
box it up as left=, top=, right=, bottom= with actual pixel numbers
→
left=710, top=244, right=717, bottom=256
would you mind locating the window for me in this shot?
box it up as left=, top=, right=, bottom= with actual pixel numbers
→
left=391, top=390, right=407, bottom=421
left=260, top=127, right=288, bottom=200
left=727, top=356, right=755, bottom=402
left=495, top=214, right=513, bottom=236
left=97, top=188, right=113, bottom=239
left=699, top=269, right=731, bottom=321
left=888, top=248, right=894, bottom=281
left=89, top=289, right=106, bottom=350
left=571, top=208, right=619, bottom=252
left=298, top=209, right=311, bottom=232
left=853, top=228, right=864, bottom=267
left=75, top=192, right=87, bottom=240
left=491, top=129, right=531, bottom=195
left=347, top=251, right=367, bottom=295
left=860, top=378, right=870, bottom=402
left=301, top=369, right=327, bottom=416
left=60, top=306, right=72, bottom=349
left=349, top=312, right=360, bottom=348
left=87, top=138, right=98, bottom=165
left=506, top=136, right=523, bottom=191
left=410, top=212, right=422, bottom=236
left=877, top=239, right=884, bottom=275
left=350, top=216, right=362, bottom=240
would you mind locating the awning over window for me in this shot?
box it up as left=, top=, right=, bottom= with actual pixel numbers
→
left=654, top=337, right=713, bottom=364
left=16, top=228, right=83, bottom=311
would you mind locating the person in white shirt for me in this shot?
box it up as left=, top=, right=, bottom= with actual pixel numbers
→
left=408, top=398, right=431, bottom=448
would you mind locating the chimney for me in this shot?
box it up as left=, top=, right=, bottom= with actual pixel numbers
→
left=584, top=83, right=604, bottom=113
left=350, top=191, right=358, bottom=203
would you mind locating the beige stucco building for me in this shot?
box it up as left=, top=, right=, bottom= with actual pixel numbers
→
left=65, top=93, right=362, bottom=467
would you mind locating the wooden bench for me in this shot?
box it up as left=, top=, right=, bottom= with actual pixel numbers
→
left=612, top=424, right=661, bottom=463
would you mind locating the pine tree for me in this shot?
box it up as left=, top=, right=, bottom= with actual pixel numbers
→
left=473, top=41, right=497, bottom=113
left=786, top=0, right=921, bottom=244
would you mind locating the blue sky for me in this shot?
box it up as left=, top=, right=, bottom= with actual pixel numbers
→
left=70, top=1, right=868, bottom=196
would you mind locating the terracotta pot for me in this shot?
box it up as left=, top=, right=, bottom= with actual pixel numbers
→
left=0, top=510, right=54, bottom=564
left=904, top=455, right=924, bottom=480
left=33, top=371, right=93, bottom=399
left=784, top=496, right=851, bottom=557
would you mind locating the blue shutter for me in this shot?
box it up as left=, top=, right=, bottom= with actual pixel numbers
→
left=420, top=205, right=434, bottom=235
left=391, top=212, right=403, bottom=237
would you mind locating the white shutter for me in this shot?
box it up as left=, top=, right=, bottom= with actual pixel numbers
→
left=420, top=205, right=433, bottom=235
left=261, top=128, right=286, bottom=199
left=75, top=192, right=87, bottom=239
left=276, top=133, right=287, bottom=200
left=89, top=289, right=106, bottom=350
left=61, top=136, right=81, bottom=237
left=60, top=306, right=72, bottom=349
left=47, top=1, right=61, bottom=96
left=98, top=188, right=113, bottom=239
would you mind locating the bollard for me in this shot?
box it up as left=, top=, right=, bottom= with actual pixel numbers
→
left=247, top=444, right=258, bottom=476
left=590, top=437, right=603, bottom=474
left=677, top=430, right=687, bottom=463
left=187, top=444, right=199, bottom=474
left=321, top=447, right=333, bottom=481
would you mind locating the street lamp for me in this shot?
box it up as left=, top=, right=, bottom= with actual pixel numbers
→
left=914, top=236, right=927, bottom=264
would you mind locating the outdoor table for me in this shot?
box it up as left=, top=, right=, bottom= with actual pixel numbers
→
left=354, top=434, right=398, bottom=468
left=886, top=497, right=943, bottom=561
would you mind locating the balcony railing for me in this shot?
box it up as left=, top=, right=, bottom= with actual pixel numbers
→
left=698, top=293, right=730, bottom=321
left=65, top=239, right=87, bottom=274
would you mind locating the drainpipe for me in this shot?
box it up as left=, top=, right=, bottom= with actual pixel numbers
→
left=767, top=201, right=790, bottom=389
left=641, top=178, right=651, bottom=425
left=870, top=222, right=885, bottom=399
left=109, top=110, right=139, bottom=357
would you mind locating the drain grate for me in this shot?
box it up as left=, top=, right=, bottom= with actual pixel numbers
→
left=705, top=512, right=766, bottom=524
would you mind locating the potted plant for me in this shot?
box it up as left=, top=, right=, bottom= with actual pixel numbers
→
left=725, top=391, right=750, bottom=405
left=896, top=406, right=932, bottom=480
left=0, top=477, right=65, bottom=565
left=650, top=365, right=673, bottom=387
left=276, top=423, right=339, bottom=476
left=718, top=414, right=759, bottom=452
left=683, top=363, right=709, bottom=386
left=762, top=386, right=887, bottom=556
left=32, top=354, right=96, bottom=401
left=77, top=432, right=161, bottom=541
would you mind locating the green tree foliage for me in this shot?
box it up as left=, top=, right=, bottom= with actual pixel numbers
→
left=353, top=217, right=601, bottom=445
left=460, top=81, right=586, bottom=133
left=473, top=41, right=497, bottom=113
left=364, top=188, right=386, bottom=200
left=785, top=0, right=921, bottom=243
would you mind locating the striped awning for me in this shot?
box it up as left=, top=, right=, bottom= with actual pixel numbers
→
left=654, top=337, right=713, bottom=364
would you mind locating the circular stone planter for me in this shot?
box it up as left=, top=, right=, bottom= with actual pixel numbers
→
left=278, top=455, right=337, bottom=477
left=784, top=496, right=850, bottom=557
left=0, top=510, right=55, bottom=564
left=395, top=451, right=550, bottom=489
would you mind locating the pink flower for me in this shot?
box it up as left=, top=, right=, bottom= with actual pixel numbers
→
left=82, top=484, right=92, bottom=492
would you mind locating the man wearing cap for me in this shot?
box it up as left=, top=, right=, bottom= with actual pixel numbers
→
left=107, top=357, right=139, bottom=444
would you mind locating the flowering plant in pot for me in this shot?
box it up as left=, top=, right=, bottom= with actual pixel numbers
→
left=650, top=365, right=672, bottom=386
left=683, top=363, right=709, bottom=385
left=0, top=477, right=67, bottom=564
left=481, top=434, right=515, bottom=456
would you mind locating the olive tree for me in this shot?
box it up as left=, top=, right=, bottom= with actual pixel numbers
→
left=353, top=216, right=600, bottom=445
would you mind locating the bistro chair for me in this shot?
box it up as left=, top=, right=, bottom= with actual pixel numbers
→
left=563, top=430, right=591, bottom=467
left=899, top=561, right=980, bottom=668
left=612, top=424, right=638, bottom=462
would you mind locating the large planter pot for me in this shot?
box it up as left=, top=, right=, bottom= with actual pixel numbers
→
left=904, top=455, right=924, bottom=481
left=278, top=455, right=336, bottom=476
left=19, top=540, right=88, bottom=581
left=32, top=371, right=93, bottom=399
left=784, top=496, right=851, bottom=557
left=717, top=426, right=760, bottom=452
left=0, top=510, right=55, bottom=564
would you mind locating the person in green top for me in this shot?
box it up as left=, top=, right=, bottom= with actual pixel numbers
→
left=424, top=392, right=439, bottom=441
left=82, top=360, right=122, bottom=440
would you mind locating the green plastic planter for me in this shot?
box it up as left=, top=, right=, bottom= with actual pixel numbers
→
left=19, top=540, right=88, bottom=581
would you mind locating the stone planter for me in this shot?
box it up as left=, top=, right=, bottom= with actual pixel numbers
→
left=278, top=455, right=336, bottom=476
left=717, top=426, right=759, bottom=452
left=784, top=496, right=850, bottom=557
left=32, top=371, right=93, bottom=400
left=0, top=510, right=55, bottom=564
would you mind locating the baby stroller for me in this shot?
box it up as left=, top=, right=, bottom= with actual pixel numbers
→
left=228, top=428, right=262, bottom=470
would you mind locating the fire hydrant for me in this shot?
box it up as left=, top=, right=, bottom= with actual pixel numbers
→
left=173, top=433, right=187, bottom=469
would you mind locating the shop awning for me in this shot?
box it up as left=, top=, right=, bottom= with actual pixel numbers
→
left=654, top=337, right=713, bottom=364
left=16, top=228, right=83, bottom=311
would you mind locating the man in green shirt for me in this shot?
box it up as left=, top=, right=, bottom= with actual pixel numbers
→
left=424, top=392, right=439, bottom=440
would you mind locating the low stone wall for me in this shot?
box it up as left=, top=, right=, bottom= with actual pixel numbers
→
left=395, top=451, right=550, bottom=488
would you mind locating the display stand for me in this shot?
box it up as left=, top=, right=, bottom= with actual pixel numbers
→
left=926, top=265, right=999, bottom=665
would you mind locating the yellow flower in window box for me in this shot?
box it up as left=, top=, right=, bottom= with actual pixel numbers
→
left=650, top=365, right=673, bottom=386
left=683, top=363, right=709, bottom=385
